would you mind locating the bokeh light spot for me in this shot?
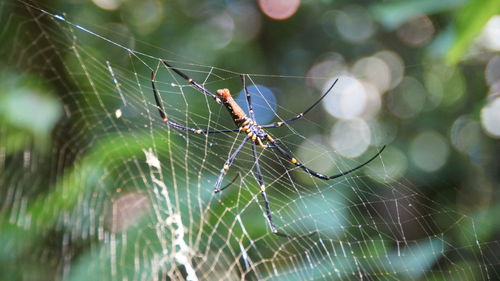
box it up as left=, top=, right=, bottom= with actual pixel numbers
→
left=480, top=96, right=500, bottom=138
left=236, top=84, right=277, bottom=124
left=322, top=76, right=367, bottom=120
left=307, top=54, right=346, bottom=90
left=330, top=119, right=370, bottom=158
left=485, top=55, right=500, bottom=86
left=396, top=16, right=435, bottom=47
left=206, top=12, right=235, bottom=49
left=424, top=64, right=465, bottom=109
left=450, top=116, right=482, bottom=155
left=410, top=130, right=450, bottom=172
left=3, top=88, right=62, bottom=138
left=387, top=76, right=426, bottom=119
left=258, top=0, right=300, bottom=20
left=365, top=146, right=407, bottom=183
left=367, top=119, right=398, bottom=146
left=92, top=0, right=122, bottom=10
left=480, top=15, right=500, bottom=52
left=335, top=5, right=376, bottom=43
left=359, top=81, right=382, bottom=119
left=124, top=0, right=163, bottom=35
left=374, top=50, right=405, bottom=90
left=352, top=56, right=391, bottom=93
left=228, top=2, right=262, bottom=43
left=297, top=135, right=335, bottom=174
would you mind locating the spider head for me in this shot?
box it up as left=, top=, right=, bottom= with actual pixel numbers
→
left=216, top=88, right=232, bottom=99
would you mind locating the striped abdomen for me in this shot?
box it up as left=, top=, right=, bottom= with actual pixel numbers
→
left=216, top=88, right=248, bottom=126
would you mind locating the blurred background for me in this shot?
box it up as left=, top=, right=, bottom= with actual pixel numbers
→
left=1, top=0, right=499, bottom=280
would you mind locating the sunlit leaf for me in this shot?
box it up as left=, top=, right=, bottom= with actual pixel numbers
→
left=446, top=0, right=500, bottom=64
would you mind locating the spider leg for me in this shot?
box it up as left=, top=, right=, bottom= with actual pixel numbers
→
left=261, top=79, right=338, bottom=129
left=240, top=74, right=256, bottom=122
left=152, top=71, right=240, bottom=134
left=270, top=138, right=386, bottom=180
left=161, top=60, right=223, bottom=105
left=214, top=136, right=250, bottom=193
left=217, top=172, right=241, bottom=192
left=168, top=121, right=240, bottom=134
left=251, top=142, right=316, bottom=238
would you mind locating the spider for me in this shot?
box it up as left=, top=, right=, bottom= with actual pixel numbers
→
left=151, top=60, right=385, bottom=238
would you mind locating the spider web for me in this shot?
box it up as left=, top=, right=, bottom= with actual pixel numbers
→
left=1, top=1, right=498, bottom=280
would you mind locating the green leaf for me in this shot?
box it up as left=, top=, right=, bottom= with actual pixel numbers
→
left=447, top=0, right=500, bottom=64
left=371, top=0, right=466, bottom=30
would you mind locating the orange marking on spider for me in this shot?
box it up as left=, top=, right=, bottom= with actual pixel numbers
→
left=257, top=138, right=268, bottom=149
left=216, top=89, right=247, bottom=122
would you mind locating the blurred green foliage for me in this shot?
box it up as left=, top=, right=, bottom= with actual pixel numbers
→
left=1, top=0, right=499, bottom=280
left=447, top=0, right=500, bottom=63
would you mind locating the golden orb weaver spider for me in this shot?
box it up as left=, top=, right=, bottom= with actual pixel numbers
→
left=151, top=60, right=386, bottom=238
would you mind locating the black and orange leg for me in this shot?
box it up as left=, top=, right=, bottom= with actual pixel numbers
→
left=152, top=71, right=240, bottom=134
left=166, top=120, right=240, bottom=135
left=160, top=60, right=222, bottom=104
left=240, top=74, right=256, bottom=122
left=261, top=79, right=339, bottom=129
left=270, top=139, right=386, bottom=180
left=214, top=136, right=250, bottom=193
left=251, top=142, right=316, bottom=238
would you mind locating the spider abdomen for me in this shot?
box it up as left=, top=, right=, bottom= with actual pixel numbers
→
left=216, top=88, right=248, bottom=124
left=215, top=88, right=270, bottom=147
